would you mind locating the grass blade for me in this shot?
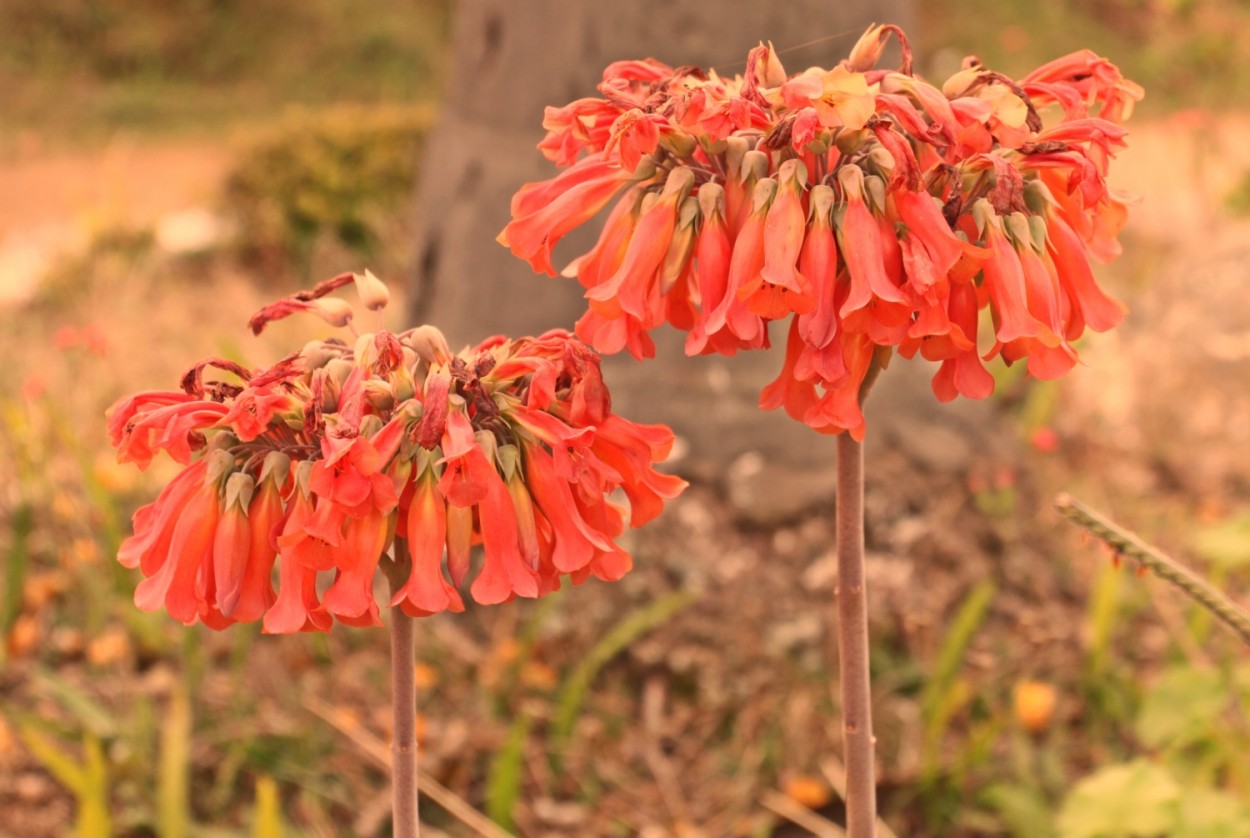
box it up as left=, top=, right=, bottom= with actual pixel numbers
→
left=1, top=503, right=32, bottom=652
left=920, top=580, right=995, bottom=753
left=79, top=733, right=112, bottom=838
left=253, top=775, right=283, bottom=838
left=552, top=591, right=693, bottom=747
left=485, top=713, right=532, bottom=831
left=33, top=669, right=118, bottom=739
left=17, top=721, right=86, bottom=795
left=158, top=684, right=192, bottom=838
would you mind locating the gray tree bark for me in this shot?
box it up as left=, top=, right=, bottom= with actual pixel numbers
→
left=409, top=0, right=921, bottom=521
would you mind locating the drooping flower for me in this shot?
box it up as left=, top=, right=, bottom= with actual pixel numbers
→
left=107, top=276, right=686, bottom=632
left=501, top=25, right=1140, bottom=435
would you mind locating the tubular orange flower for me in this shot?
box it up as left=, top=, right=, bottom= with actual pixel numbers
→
left=107, top=274, right=686, bottom=632
left=501, top=27, right=1139, bottom=435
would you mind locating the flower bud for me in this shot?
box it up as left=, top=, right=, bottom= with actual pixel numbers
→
left=658, top=128, right=697, bottom=159
left=970, top=198, right=996, bottom=238
left=660, top=196, right=700, bottom=292
left=847, top=23, right=911, bottom=74
left=1027, top=214, right=1048, bottom=253
left=628, top=155, right=659, bottom=183
left=745, top=40, right=785, bottom=88
left=723, top=135, right=751, bottom=178
left=359, top=414, right=384, bottom=439
left=697, top=134, right=727, bottom=157
left=750, top=177, right=779, bottom=213
left=391, top=362, right=416, bottom=404
left=1005, top=212, right=1037, bottom=253
left=408, top=325, right=452, bottom=366
left=206, top=448, right=237, bottom=485
left=416, top=369, right=451, bottom=449
left=865, top=146, right=895, bottom=181
left=777, top=158, right=808, bottom=189
left=808, top=183, right=836, bottom=222
left=324, top=358, right=355, bottom=392
left=300, top=339, right=339, bottom=372
left=662, top=165, right=696, bottom=200
left=311, top=297, right=354, bottom=329
left=847, top=24, right=889, bottom=72
left=1023, top=179, right=1057, bottom=216
left=863, top=174, right=887, bottom=212
left=258, top=451, right=291, bottom=487
left=223, top=471, right=256, bottom=512
left=353, top=332, right=378, bottom=367
left=445, top=503, right=473, bottom=587
left=740, top=150, right=771, bottom=184
left=362, top=380, right=395, bottom=412
left=697, top=181, right=726, bottom=218
left=353, top=269, right=390, bottom=311
left=206, top=430, right=239, bottom=456
left=941, top=67, right=982, bottom=99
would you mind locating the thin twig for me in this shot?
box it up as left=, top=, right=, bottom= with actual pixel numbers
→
left=303, top=696, right=514, bottom=838
left=835, top=433, right=877, bottom=837
left=760, top=789, right=846, bottom=838
left=1054, top=493, right=1250, bottom=648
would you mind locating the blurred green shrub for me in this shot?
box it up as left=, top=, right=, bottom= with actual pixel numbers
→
left=1225, top=170, right=1250, bottom=218
left=221, top=105, right=432, bottom=274
left=0, top=0, right=449, bottom=138
left=0, top=0, right=448, bottom=86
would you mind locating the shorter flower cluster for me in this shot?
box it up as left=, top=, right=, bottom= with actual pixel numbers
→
left=499, top=26, right=1141, bottom=438
left=107, top=273, right=686, bottom=632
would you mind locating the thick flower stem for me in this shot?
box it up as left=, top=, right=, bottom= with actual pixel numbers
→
left=391, top=605, right=420, bottom=838
left=836, top=432, right=876, bottom=837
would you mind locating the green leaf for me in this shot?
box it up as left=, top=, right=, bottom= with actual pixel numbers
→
left=78, top=733, right=112, bottom=838
left=1086, top=564, right=1124, bottom=679
left=980, top=782, right=1055, bottom=838
left=1057, top=760, right=1180, bottom=838
left=921, top=581, right=995, bottom=741
left=1, top=503, right=32, bottom=645
left=551, top=591, right=693, bottom=747
left=17, top=722, right=87, bottom=795
left=32, top=669, right=118, bottom=739
left=1193, top=514, right=1250, bottom=570
left=252, top=775, right=283, bottom=838
left=1134, top=666, right=1226, bottom=750
left=1173, top=787, right=1250, bottom=838
left=485, top=713, right=532, bottom=831
left=158, top=685, right=192, bottom=838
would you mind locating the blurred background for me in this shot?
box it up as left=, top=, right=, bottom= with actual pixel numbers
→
left=2, top=1, right=1250, bottom=835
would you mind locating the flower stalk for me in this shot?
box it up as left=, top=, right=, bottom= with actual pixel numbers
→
left=390, top=540, right=420, bottom=838
left=836, top=431, right=875, bottom=837
left=391, top=602, right=420, bottom=838
left=1054, top=493, right=1250, bottom=647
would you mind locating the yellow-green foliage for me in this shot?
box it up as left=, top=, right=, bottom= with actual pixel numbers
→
left=222, top=105, right=433, bottom=271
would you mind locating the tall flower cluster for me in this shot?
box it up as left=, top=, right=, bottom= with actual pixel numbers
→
left=499, top=25, right=1142, bottom=438
left=107, top=273, right=686, bottom=633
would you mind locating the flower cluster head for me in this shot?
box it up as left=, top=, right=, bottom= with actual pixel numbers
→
left=499, top=25, right=1142, bottom=438
left=106, top=273, right=686, bottom=633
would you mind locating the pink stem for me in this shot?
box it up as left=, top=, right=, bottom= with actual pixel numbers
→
left=836, top=432, right=876, bottom=836
left=391, top=603, right=420, bottom=838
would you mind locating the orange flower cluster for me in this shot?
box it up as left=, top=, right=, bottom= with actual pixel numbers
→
left=499, top=26, right=1141, bottom=438
left=107, top=274, right=685, bottom=632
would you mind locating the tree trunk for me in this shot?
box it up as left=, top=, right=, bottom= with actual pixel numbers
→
left=409, top=0, right=915, bottom=518
left=410, top=0, right=913, bottom=341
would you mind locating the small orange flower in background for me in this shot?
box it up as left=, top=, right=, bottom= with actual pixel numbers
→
left=1014, top=679, right=1058, bottom=734
left=106, top=272, right=686, bottom=632
left=500, top=25, right=1141, bottom=438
